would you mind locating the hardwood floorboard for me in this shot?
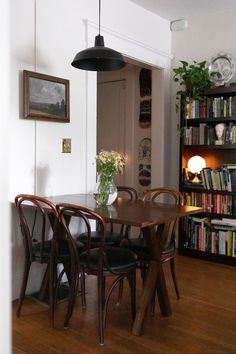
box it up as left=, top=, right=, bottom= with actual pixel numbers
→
left=12, top=255, right=236, bottom=354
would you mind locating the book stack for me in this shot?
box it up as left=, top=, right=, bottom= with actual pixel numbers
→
left=210, top=218, right=236, bottom=256
left=184, top=191, right=233, bottom=215
left=183, top=216, right=236, bottom=256
left=184, top=123, right=236, bottom=146
left=200, top=164, right=236, bottom=192
left=185, top=95, right=236, bottom=119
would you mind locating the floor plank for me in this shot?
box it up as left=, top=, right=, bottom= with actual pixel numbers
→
left=12, top=255, right=236, bottom=354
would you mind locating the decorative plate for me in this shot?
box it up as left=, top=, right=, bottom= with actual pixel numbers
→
left=138, top=138, right=151, bottom=161
left=208, top=52, right=235, bottom=86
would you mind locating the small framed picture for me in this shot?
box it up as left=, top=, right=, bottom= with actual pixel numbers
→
left=23, top=70, right=70, bottom=122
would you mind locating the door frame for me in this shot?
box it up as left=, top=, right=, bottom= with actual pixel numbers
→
left=84, top=19, right=172, bottom=193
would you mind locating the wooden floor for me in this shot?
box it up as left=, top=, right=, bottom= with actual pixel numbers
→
left=12, top=255, right=236, bottom=354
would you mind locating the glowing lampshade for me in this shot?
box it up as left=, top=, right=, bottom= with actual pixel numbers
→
left=187, top=155, right=206, bottom=183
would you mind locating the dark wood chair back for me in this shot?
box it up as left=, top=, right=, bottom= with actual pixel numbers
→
left=142, top=187, right=184, bottom=205
left=117, top=186, right=138, bottom=201
left=142, top=187, right=184, bottom=246
left=15, top=194, right=58, bottom=263
left=14, top=194, right=58, bottom=321
left=57, top=203, right=106, bottom=266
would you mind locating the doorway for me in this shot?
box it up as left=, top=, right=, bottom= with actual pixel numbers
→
left=97, top=62, right=157, bottom=195
left=97, top=79, right=126, bottom=186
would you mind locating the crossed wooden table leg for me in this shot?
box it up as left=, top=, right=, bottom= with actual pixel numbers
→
left=132, top=222, right=172, bottom=336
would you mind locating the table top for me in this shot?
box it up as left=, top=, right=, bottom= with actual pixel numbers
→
left=46, top=193, right=202, bottom=228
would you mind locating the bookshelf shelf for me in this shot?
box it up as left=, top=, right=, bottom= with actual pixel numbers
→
left=179, top=86, right=236, bottom=266
left=204, top=85, right=236, bottom=95
left=184, top=116, right=236, bottom=125
left=183, top=144, right=236, bottom=149
left=178, top=247, right=236, bottom=266
left=183, top=186, right=236, bottom=196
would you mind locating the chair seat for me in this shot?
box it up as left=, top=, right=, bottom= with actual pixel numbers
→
left=78, top=230, right=121, bottom=246
left=127, top=238, right=175, bottom=257
left=80, top=246, right=136, bottom=271
left=33, top=240, right=52, bottom=260
left=33, top=239, right=85, bottom=260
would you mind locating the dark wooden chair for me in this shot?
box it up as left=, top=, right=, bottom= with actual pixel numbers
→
left=15, top=194, right=59, bottom=325
left=14, top=194, right=84, bottom=326
left=78, top=186, right=138, bottom=247
left=57, top=203, right=136, bottom=346
left=127, top=187, right=184, bottom=303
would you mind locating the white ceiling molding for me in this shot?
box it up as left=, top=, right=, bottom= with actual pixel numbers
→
left=84, top=19, right=174, bottom=66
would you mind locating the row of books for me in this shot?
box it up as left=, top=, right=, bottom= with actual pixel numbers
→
left=184, top=192, right=234, bottom=215
left=183, top=216, right=236, bottom=256
left=184, top=123, right=236, bottom=145
left=200, top=166, right=236, bottom=192
left=185, top=96, right=236, bottom=119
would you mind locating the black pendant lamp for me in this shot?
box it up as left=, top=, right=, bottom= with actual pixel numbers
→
left=71, top=0, right=126, bottom=71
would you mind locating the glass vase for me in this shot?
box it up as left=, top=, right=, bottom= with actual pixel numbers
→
left=94, top=173, right=118, bottom=206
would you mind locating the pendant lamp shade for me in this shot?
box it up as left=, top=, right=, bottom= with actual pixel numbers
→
left=71, top=0, right=126, bottom=71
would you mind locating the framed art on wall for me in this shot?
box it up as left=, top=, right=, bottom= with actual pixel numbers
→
left=23, top=70, right=70, bottom=122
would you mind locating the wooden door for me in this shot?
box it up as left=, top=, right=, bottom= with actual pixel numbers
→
left=97, top=80, right=126, bottom=185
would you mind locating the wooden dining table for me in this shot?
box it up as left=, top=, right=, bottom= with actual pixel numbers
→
left=46, top=193, right=202, bottom=336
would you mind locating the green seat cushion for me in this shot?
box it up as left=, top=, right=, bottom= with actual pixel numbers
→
left=78, top=230, right=121, bottom=246
left=128, top=238, right=147, bottom=252
left=162, top=244, right=175, bottom=255
left=59, top=239, right=85, bottom=257
left=79, top=246, right=136, bottom=271
left=33, top=240, right=52, bottom=260
left=33, top=239, right=85, bottom=260
left=127, top=238, right=175, bottom=257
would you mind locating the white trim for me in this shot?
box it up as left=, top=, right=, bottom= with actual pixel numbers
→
left=84, top=19, right=173, bottom=60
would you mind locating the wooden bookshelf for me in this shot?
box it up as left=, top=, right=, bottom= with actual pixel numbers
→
left=179, top=86, right=236, bottom=266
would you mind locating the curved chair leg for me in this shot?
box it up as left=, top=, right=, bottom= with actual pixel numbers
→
left=49, top=259, right=57, bottom=328
left=80, top=268, right=86, bottom=309
left=16, top=258, right=31, bottom=317
left=97, top=275, right=106, bottom=346
left=116, top=278, right=124, bottom=306
left=170, top=258, right=180, bottom=300
left=64, top=266, right=78, bottom=329
left=50, top=260, right=66, bottom=328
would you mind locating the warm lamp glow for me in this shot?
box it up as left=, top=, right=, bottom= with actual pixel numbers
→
left=187, top=155, right=206, bottom=183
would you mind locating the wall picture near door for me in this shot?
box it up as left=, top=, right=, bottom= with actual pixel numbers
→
left=138, top=138, right=151, bottom=187
left=139, top=68, right=152, bottom=128
left=137, top=68, right=152, bottom=195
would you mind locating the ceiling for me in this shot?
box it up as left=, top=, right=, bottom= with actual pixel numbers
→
left=130, top=0, right=236, bottom=21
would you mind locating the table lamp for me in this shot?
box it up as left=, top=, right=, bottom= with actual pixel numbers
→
left=187, top=155, right=206, bottom=183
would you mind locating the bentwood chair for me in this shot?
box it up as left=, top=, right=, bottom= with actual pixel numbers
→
left=15, top=194, right=84, bottom=326
left=127, top=187, right=184, bottom=303
left=57, top=203, right=136, bottom=346
left=15, top=194, right=59, bottom=324
left=78, top=186, right=138, bottom=247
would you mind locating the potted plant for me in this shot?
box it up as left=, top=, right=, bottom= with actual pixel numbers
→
left=173, top=60, right=211, bottom=113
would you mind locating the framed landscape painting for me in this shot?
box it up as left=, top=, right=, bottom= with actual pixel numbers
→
left=23, top=70, right=70, bottom=122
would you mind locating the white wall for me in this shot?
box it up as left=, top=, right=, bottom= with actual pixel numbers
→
left=8, top=0, right=171, bottom=301
left=170, top=8, right=236, bottom=188
left=0, top=1, right=11, bottom=352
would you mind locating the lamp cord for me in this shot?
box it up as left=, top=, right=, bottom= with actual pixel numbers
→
left=99, top=0, right=101, bottom=34
left=34, top=0, right=37, bottom=195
